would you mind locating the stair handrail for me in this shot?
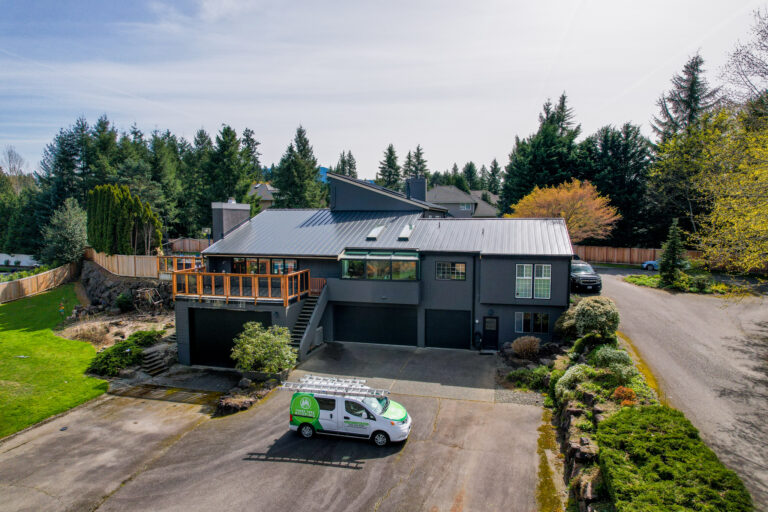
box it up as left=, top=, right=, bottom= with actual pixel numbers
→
left=297, top=285, right=328, bottom=360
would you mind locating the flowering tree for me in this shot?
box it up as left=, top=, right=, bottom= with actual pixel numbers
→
left=504, top=179, right=620, bottom=243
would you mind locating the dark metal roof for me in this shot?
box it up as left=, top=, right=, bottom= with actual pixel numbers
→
left=203, top=209, right=573, bottom=257
left=328, top=172, right=447, bottom=212
left=426, top=185, right=475, bottom=204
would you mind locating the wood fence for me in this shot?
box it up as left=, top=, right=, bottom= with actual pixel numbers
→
left=0, top=263, right=76, bottom=303
left=167, top=238, right=211, bottom=253
left=572, top=245, right=703, bottom=265
left=84, top=248, right=159, bottom=278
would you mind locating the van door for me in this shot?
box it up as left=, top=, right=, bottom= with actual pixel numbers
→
left=341, top=399, right=374, bottom=438
left=316, top=397, right=338, bottom=433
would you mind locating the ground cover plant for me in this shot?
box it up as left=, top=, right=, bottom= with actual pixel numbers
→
left=624, top=272, right=735, bottom=294
left=0, top=264, right=51, bottom=283
left=87, top=340, right=143, bottom=376
left=0, top=284, right=107, bottom=438
left=598, top=406, right=753, bottom=511
left=126, top=329, right=165, bottom=347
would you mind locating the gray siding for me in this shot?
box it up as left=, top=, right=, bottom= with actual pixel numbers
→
left=479, top=256, right=570, bottom=307
left=441, top=203, right=474, bottom=218
left=330, top=179, right=422, bottom=212
left=327, top=278, right=420, bottom=305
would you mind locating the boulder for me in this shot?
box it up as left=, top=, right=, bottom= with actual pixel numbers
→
left=238, top=377, right=253, bottom=389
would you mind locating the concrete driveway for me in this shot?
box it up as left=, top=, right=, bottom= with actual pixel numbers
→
left=599, top=268, right=768, bottom=508
left=0, top=344, right=542, bottom=512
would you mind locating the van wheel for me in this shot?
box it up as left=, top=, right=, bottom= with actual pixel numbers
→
left=299, top=424, right=315, bottom=439
left=372, top=431, right=389, bottom=447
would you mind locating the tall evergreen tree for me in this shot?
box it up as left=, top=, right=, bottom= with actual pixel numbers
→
left=402, top=151, right=415, bottom=181
left=478, top=164, right=489, bottom=190
left=345, top=151, right=357, bottom=178
left=412, top=145, right=428, bottom=176
left=377, top=144, right=401, bottom=190
left=462, top=161, right=479, bottom=190
left=499, top=93, right=581, bottom=213
left=272, top=126, right=324, bottom=208
left=210, top=125, right=249, bottom=203
left=659, top=219, right=686, bottom=286
left=487, top=158, right=502, bottom=195
left=651, top=54, right=721, bottom=142
left=240, top=128, right=262, bottom=186
left=332, top=150, right=357, bottom=178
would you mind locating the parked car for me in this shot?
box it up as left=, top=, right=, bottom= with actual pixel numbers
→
left=570, top=261, right=601, bottom=293
left=642, top=260, right=690, bottom=271
left=285, top=376, right=411, bottom=447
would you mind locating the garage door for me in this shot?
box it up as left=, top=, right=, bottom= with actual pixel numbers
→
left=334, top=305, right=417, bottom=345
left=425, top=309, right=472, bottom=349
left=189, top=309, right=272, bottom=367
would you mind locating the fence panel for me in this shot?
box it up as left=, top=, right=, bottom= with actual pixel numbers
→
left=573, top=245, right=702, bottom=265
left=168, top=238, right=211, bottom=253
left=84, top=249, right=158, bottom=278
left=0, top=263, right=75, bottom=303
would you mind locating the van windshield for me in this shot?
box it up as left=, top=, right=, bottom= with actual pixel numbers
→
left=362, top=397, right=389, bottom=415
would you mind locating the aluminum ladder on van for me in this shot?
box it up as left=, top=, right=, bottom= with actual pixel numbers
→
left=282, top=374, right=391, bottom=398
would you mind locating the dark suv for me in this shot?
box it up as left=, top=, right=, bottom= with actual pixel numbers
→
left=570, top=261, right=601, bottom=293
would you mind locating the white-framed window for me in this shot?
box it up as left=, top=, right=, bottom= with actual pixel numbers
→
left=515, top=264, right=532, bottom=298
left=534, top=264, right=551, bottom=299
left=436, top=261, right=466, bottom=280
left=515, top=312, right=550, bottom=333
left=459, top=203, right=473, bottom=211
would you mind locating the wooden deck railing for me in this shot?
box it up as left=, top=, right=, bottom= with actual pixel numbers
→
left=310, top=277, right=327, bottom=296
left=172, top=268, right=310, bottom=307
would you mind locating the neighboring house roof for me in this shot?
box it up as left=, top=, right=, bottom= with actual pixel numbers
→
left=203, top=209, right=573, bottom=257
left=426, top=185, right=475, bottom=204
left=472, top=198, right=499, bottom=218
left=470, top=189, right=499, bottom=205
left=247, top=183, right=278, bottom=200
left=329, top=172, right=447, bottom=212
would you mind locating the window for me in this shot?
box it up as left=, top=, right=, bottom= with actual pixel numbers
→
left=284, top=259, right=298, bottom=273
left=316, top=397, right=336, bottom=411
left=459, top=203, right=473, bottom=211
left=345, top=400, right=369, bottom=418
left=436, top=261, right=466, bottom=280
left=515, top=312, right=549, bottom=333
left=392, top=260, right=417, bottom=280
left=515, top=264, right=532, bottom=298
left=271, top=259, right=284, bottom=275
left=534, top=264, right=551, bottom=299
left=366, top=259, right=391, bottom=280
left=232, top=258, right=246, bottom=274
left=341, top=259, right=365, bottom=279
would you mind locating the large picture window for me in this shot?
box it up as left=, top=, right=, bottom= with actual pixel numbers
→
left=392, top=260, right=417, bottom=280
left=244, top=258, right=298, bottom=275
left=436, top=261, right=466, bottom=280
left=515, top=312, right=549, bottom=334
left=534, top=264, right=551, bottom=299
left=340, top=251, right=419, bottom=281
left=515, top=264, right=532, bottom=298
left=341, top=259, right=365, bottom=279
left=366, top=258, right=391, bottom=280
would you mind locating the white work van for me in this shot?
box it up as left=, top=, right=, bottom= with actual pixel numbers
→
left=283, top=375, right=412, bottom=446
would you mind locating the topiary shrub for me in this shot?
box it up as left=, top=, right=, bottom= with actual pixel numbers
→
left=115, top=291, right=133, bottom=312
left=127, top=329, right=165, bottom=347
left=231, top=322, right=297, bottom=374
left=554, top=364, right=593, bottom=403
left=511, top=335, right=540, bottom=360
left=597, top=405, right=753, bottom=511
left=574, top=296, right=620, bottom=337
left=590, top=345, right=632, bottom=368
left=572, top=332, right=617, bottom=355
left=554, top=306, right=579, bottom=342
left=88, top=340, right=143, bottom=376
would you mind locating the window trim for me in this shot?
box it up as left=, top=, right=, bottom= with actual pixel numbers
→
left=534, top=264, right=552, bottom=300
left=339, top=251, right=420, bottom=281
left=435, top=261, right=467, bottom=281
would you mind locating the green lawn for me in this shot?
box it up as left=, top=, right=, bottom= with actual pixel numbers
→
left=0, top=284, right=107, bottom=438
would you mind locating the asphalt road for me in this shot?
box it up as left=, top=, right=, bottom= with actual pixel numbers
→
left=599, top=269, right=768, bottom=508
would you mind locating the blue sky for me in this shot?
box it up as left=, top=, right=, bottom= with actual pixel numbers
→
left=0, top=0, right=764, bottom=178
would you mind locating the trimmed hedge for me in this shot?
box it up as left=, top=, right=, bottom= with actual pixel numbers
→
left=597, top=405, right=753, bottom=512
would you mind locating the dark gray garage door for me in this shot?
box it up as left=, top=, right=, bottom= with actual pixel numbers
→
left=189, top=308, right=272, bottom=367
left=334, top=305, right=417, bottom=345
left=425, top=309, right=472, bottom=349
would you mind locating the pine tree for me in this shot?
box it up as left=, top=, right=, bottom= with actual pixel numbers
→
left=333, top=152, right=348, bottom=175
left=659, top=219, right=686, bottom=286
left=210, top=125, right=248, bottom=203
left=41, top=198, right=87, bottom=265
left=462, top=162, right=479, bottom=190
left=402, top=151, right=415, bottom=180
left=345, top=151, right=357, bottom=178
left=272, top=126, right=324, bottom=208
left=240, top=128, right=262, bottom=187
left=488, top=158, right=502, bottom=195
left=651, top=54, right=721, bottom=143
left=377, top=144, right=401, bottom=190
left=451, top=163, right=459, bottom=177
left=412, top=145, right=428, bottom=176
left=479, top=164, right=489, bottom=190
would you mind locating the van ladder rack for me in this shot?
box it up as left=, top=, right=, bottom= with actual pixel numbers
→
left=282, top=375, right=391, bottom=398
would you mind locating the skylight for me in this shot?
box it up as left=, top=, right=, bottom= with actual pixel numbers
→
left=398, top=223, right=414, bottom=240
left=366, top=225, right=385, bottom=241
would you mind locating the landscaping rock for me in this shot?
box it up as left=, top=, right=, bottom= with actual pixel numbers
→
left=81, top=261, right=173, bottom=310
left=238, top=377, right=253, bottom=389
left=118, top=368, right=137, bottom=379
left=508, top=357, right=529, bottom=367
left=216, top=394, right=257, bottom=416
left=539, top=358, right=553, bottom=367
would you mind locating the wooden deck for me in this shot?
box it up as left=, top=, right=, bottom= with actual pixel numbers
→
left=172, top=268, right=311, bottom=307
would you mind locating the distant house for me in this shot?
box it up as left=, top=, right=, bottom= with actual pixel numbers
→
left=247, top=183, right=278, bottom=210
left=426, top=185, right=499, bottom=218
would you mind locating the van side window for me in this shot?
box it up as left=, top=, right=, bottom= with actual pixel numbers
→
left=345, top=400, right=367, bottom=417
left=316, top=398, right=335, bottom=411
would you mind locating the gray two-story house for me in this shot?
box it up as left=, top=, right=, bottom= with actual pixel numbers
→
left=173, top=172, right=573, bottom=367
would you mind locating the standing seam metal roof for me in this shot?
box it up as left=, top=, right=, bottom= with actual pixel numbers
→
left=203, top=209, right=574, bottom=257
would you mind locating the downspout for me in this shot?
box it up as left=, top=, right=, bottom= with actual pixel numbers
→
left=472, top=254, right=478, bottom=349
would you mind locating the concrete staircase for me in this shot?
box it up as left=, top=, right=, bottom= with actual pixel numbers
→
left=141, top=334, right=175, bottom=376
left=290, top=296, right=318, bottom=349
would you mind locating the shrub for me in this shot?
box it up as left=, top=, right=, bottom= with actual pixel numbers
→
left=13, top=260, right=20, bottom=266
left=3, top=259, right=9, bottom=266
left=609, top=362, right=639, bottom=386
left=671, top=269, right=691, bottom=291
left=620, top=399, right=636, bottom=407
left=88, top=340, right=143, bottom=376
left=689, top=274, right=712, bottom=292
left=548, top=368, right=565, bottom=403
left=115, top=291, right=133, bottom=312
left=659, top=219, right=686, bottom=287
left=71, top=324, right=111, bottom=346
left=597, top=406, right=752, bottom=512
left=511, top=335, right=540, bottom=360
left=127, top=329, right=165, bottom=347
left=554, top=306, right=579, bottom=342
left=554, top=364, right=592, bottom=403
left=231, top=322, right=296, bottom=373
left=574, top=296, right=620, bottom=337
left=611, top=386, right=636, bottom=403
left=590, top=345, right=632, bottom=368
left=507, top=365, right=549, bottom=391
left=572, top=332, right=616, bottom=355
